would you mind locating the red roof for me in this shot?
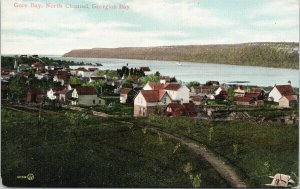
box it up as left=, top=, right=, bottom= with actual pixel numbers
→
left=75, top=86, right=97, bottom=95
left=234, top=96, right=253, bottom=102
left=250, top=88, right=263, bottom=93
left=57, top=74, right=70, bottom=80
left=244, top=92, right=260, bottom=98
left=141, top=90, right=166, bottom=102
left=166, top=102, right=197, bottom=115
left=88, top=68, right=98, bottom=71
left=282, top=95, right=297, bottom=101
left=275, top=85, right=296, bottom=96
left=75, top=67, right=87, bottom=71
left=164, top=83, right=181, bottom=90
left=120, top=88, right=131, bottom=94
left=148, top=82, right=165, bottom=90
left=191, top=95, right=203, bottom=101
left=140, top=67, right=151, bottom=71
left=160, top=76, right=171, bottom=82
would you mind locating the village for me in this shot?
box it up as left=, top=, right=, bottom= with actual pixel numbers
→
left=1, top=55, right=299, bottom=188
left=1, top=56, right=298, bottom=123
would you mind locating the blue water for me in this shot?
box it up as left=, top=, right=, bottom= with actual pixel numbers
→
left=49, top=56, right=299, bottom=87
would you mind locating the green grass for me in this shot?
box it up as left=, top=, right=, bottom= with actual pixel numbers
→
left=90, top=103, right=133, bottom=116
left=1, top=107, right=227, bottom=187
left=135, top=115, right=299, bottom=187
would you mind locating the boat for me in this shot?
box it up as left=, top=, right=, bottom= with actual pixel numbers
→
left=176, top=62, right=182, bottom=66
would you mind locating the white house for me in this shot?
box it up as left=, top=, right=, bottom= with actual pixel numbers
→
left=268, top=85, right=297, bottom=102
left=71, top=86, right=105, bottom=106
left=77, top=70, right=95, bottom=78
left=120, top=88, right=131, bottom=104
left=164, top=83, right=190, bottom=103
left=47, top=87, right=65, bottom=100
left=143, top=82, right=190, bottom=103
left=278, top=95, right=297, bottom=108
left=134, top=90, right=172, bottom=117
left=234, top=85, right=246, bottom=97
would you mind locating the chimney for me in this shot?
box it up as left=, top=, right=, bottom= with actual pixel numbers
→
left=288, top=80, right=291, bottom=85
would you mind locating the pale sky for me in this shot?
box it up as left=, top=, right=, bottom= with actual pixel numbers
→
left=1, top=0, right=299, bottom=55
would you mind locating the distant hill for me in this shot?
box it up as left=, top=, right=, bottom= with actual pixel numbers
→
left=63, top=42, right=299, bottom=69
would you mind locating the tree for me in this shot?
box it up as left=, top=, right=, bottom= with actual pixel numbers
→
left=70, top=76, right=82, bottom=85
left=154, top=71, right=160, bottom=77
left=126, top=90, right=138, bottom=103
left=170, top=77, right=177, bottom=82
left=139, top=74, right=160, bottom=85
left=82, top=81, right=104, bottom=95
left=187, top=81, right=200, bottom=88
left=123, top=78, right=133, bottom=88
left=8, top=76, right=27, bottom=103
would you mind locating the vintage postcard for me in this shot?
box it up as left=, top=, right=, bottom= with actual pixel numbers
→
left=1, top=0, right=299, bottom=187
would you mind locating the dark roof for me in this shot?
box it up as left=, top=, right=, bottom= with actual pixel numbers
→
left=69, top=84, right=82, bottom=88
left=75, top=67, right=87, bottom=71
left=120, top=88, right=131, bottom=95
left=164, top=83, right=181, bottom=90
left=75, top=86, right=97, bottom=95
left=88, top=68, right=98, bottom=71
left=182, top=103, right=197, bottom=113
left=140, top=67, right=151, bottom=71
left=90, top=76, right=105, bottom=81
left=275, top=85, right=296, bottom=96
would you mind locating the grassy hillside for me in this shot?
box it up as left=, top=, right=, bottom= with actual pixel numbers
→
left=1, top=107, right=227, bottom=187
left=63, top=42, right=299, bottom=69
left=135, top=115, right=299, bottom=187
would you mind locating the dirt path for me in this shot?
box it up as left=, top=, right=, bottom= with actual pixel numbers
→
left=9, top=105, right=247, bottom=187
left=144, top=126, right=248, bottom=188
left=63, top=106, right=248, bottom=187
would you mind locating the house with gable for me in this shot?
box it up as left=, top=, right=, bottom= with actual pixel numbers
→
left=164, top=83, right=190, bottom=103
left=142, top=82, right=190, bottom=103
left=134, top=90, right=172, bottom=117
left=268, top=85, right=297, bottom=102
left=120, top=88, right=131, bottom=104
left=278, top=95, right=297, bottom=108
left=71, top=86, right=105, bottom=106
left=47, top=87, right=66, bottom=100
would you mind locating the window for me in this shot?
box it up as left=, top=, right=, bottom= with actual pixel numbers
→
left=93, top=100, right=95, bottom=104
left=163, top=98, right=167, bottom=104
left=99, top=100, right=101, bottom=104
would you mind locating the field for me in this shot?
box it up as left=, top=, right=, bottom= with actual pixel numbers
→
left=135, top=115, right=299, bottom=187
left=1, top=107, right=227, bottom=187
left=2, top=106, right=298, bottom=187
